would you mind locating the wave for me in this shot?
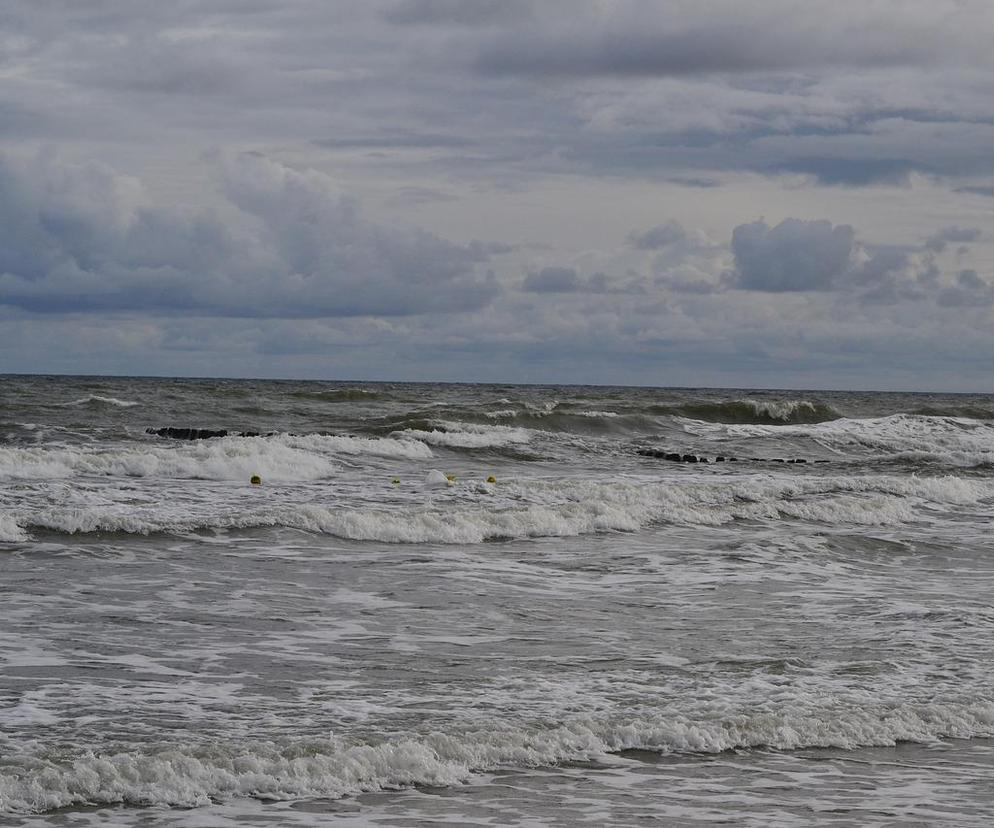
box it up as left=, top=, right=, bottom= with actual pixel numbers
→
left=664, top=399, right=842, bottom=425
left=393, top=421, right=534, bottom=450
left=4, top=698, right=993, bottom=813
left=289, top=387, right=383, bottom=402
left=0, top=433, right=432, bottom=483
left=56, top=395, right=139, bottom=409
left=912, top=405, right=994, bottom=420
left=7, top=474, right=991, bottom=543
left=0, top=514, right=28, bottom=542
left=690, top=413, right=994, bottom=468
left=472, top=398, right=840, bottom=432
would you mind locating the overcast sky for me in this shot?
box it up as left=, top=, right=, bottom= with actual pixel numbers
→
left=2, top=0, right=994, bottom=390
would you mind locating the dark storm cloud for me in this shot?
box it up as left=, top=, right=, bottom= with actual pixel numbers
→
left=731, top=219, right=856, bottom=291
left=0, top=152, right=500, bottom=318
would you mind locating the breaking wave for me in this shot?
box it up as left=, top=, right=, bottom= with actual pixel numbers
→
left=57, top=395, right=139, bottom=409
left=0, top=433, right=432, bottom=483
left=393, top=421, right=534, bottom=450
left=0, top=514, right=28, bottom=542
left=7, top=474, right=991, bottom=543
left=687, top=413, right=994, bottom=468
left=665, top=399, right=842, bottom=425
left=3, top=698, right=993, bottom=813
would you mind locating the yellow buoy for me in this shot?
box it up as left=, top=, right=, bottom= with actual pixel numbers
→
left=446, top=474, right=456, bottom=482
left=486, top=475, right=497, bottom=483
left=250, top=475, right=262, bottom=485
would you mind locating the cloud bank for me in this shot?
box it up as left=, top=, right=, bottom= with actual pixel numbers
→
left=0, top=152, right=500, bottom=318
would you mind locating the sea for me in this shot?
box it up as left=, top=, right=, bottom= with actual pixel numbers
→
left=2, top=374, right=994, bottom=827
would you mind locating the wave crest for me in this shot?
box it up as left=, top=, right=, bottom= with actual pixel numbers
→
left=57, top=395, right=139, bottom=409
left=0, top=433, right=432, bottom=483
left=4, top=698, right=993, bottom=813
left=667, top=399, right=842, bottom=425
left=8, top=474, right=991, bottom=543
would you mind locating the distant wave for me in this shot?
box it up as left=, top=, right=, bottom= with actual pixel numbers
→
left=289, top=387, right=384, bottom=402
left=57, top=395, right=139, bottom=409
left=663, top=398, right=842, bottom=425
left=912, top=405, right=994, bottom=420
left=392, top=421, right=534, bottom=450
left=474, top=398, right=840, bottom=430
left=475, top=408, right=637, bottom=437
left=688, top=413, right=994, bottom=467
left=4, top=697, right=993, bottom=812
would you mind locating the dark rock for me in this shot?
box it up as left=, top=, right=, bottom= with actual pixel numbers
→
left=146, top=427, right=229, bottom=440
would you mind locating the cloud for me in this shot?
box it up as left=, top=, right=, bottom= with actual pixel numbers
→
left=936, top=269, right=994, bottom=306
left=629, top=221, right=686, bottom=250
left=924, top=225, right=982, bottom=252
left=730, top=218, right=855, bottom=291
left=956, top=185, right=994, bottom=197
left=771, top=157, right=920, bottom=186
left=471, top=4, right=992, bottom=79
left=521, top=266, right=645, bottom=295
left=2, top=3, right=994, bottom=388
left=388, top=186, right=460, bottom=206
left=383, top=0, right=532, bottom=26
left=522, top=266, right=580, bottom=293
left=957, top=268, right=987, bottom=290
left=669, top=176, right=721, bottom=188
left=314, top=131, right=476, bottom=150
left=0, top=152, right=500, bottom=318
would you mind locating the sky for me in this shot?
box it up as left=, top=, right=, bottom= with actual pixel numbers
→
left=1, top=0, right=994, bottom=390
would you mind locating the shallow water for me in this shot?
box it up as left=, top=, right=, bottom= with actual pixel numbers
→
left=2, top=376, right=994, bottom=825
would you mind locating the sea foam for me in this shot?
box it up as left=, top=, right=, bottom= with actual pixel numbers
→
left=3, top=698, right=993, bottom=813
left=0, top=433, right=432, bottom=483
left=394, top=421, right=533, bottom=449
left=7, top=474, right=992, bottom=543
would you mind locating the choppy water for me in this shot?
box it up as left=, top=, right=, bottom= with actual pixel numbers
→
left=2, top=375, right=994, bottom=826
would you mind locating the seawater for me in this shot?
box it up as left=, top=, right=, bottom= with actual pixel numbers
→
left=2, top=375, right=994, bottom=826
